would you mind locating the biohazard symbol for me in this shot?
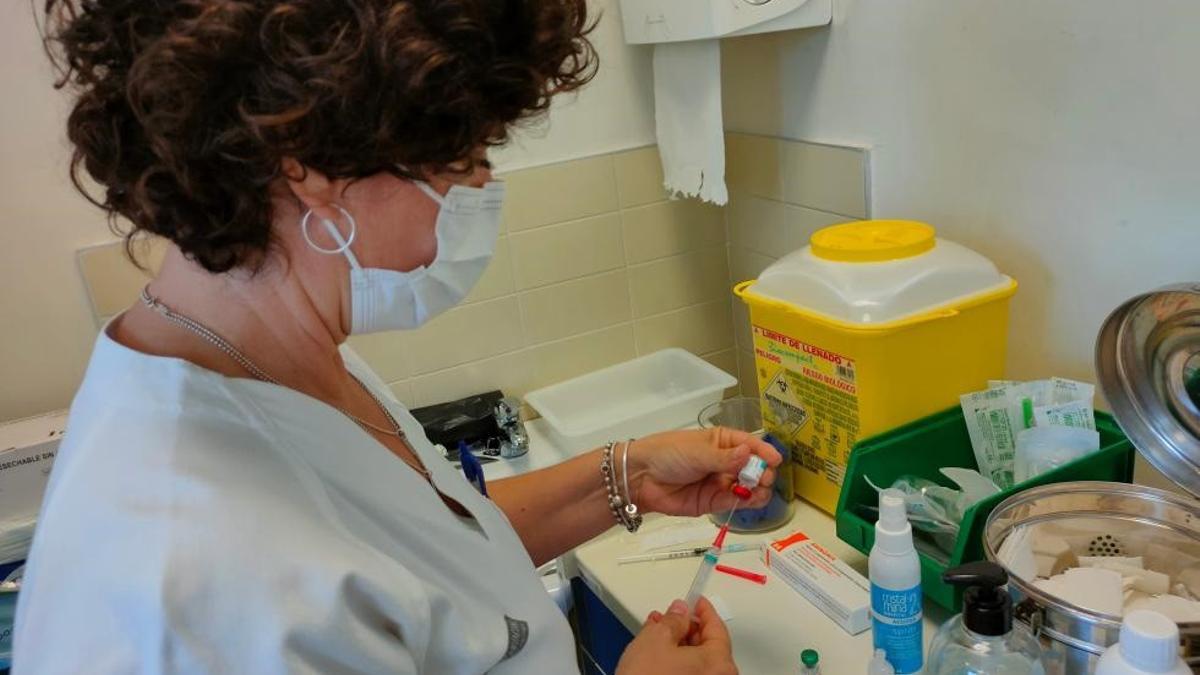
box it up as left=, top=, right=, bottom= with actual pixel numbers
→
left=762, top=371, right=808, bottom=435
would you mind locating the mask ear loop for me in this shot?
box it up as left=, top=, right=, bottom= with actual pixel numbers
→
left=300, top=204, right=362, bottom=268
left=414, top=181, right=446, bottom=206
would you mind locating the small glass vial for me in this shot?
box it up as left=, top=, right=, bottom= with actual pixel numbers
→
left=800, top=648, right=821, bottom=674
left=868, top=648, right=896, bottom=674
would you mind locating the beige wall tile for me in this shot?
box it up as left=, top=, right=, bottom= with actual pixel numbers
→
left=728, top=246, right=777, bottom=285
left=388, top=379, right=415, bottom=408
left=463, top=235, right=514, bottom=304
left=509, top=213, right=624, bottom=290
left=629, top=246, right=730, bottom=318
left=634, top=300, right=733, bottom=356
left=728, top=194, right=849, bottom=258
left=720, top=33, right=783, bottom=136
left=621, top=200, right=726, bottom=264
left=780, top=140, right=869, bottom=218
left=409, top=350, right=536, bottom=408
left=347, top=332, right=412, bottom=383
left=406, top=297, right=524, bottom=375
left=737, top=349, right=760, bottom=398
left=732, top=298, right=754, bottom=352
left=500, top=155, right=618, bottom=232
left=725, top=133, right=783, bottom=200
left=614, top=146, right=668, bottom=208
left=77, top=238, right=166, bottom=318
left=520, top=270, right=632, bottom=344
left=529, top=324, right=637, bottom=391
left=701, top=349, right=740, bottom=399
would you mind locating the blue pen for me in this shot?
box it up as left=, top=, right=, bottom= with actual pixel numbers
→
left=458, top=441, right=488, bottom=497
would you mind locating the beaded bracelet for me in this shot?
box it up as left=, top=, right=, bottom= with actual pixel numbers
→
left=601, top=441, right=642, bottom=532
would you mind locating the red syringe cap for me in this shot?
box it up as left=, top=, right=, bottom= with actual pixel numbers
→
left=731, top=485, right=752, bottom=500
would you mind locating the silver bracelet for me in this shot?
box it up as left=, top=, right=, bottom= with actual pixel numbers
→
left=601, top=442, right=641, bottom=533
left=601, top=443, right=627, bottom=529
left=620, top=439, right=642, bottom=532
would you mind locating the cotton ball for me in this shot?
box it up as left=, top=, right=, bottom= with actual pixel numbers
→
left=1126, top=594, right=1200, bottom=623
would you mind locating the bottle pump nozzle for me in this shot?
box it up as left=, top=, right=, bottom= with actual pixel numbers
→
left=943, top=561, right=1012, bottom=637
left=874, top=488, right=913, bottom=554
left=878, top=489, right=908, bottom=530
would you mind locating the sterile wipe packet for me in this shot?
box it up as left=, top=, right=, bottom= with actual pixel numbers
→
left=1048, top=377, right=1095, bottom=404
left=960, top=388, right=1019, bottom=489
left=962, top=377, right=1097, bottom=488
left=1033, top=400, right=1096, bottom=430
left=1006, top=380, right=1055, bottom=430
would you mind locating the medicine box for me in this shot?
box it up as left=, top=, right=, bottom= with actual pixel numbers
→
left=762, top=529, right=871, bottom=635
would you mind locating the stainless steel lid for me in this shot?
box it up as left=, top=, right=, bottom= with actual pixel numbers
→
left=1096, top=283, right=1200, bottom=497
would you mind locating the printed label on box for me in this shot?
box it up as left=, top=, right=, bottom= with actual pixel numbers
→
left=753, top=326, right=860, bottom=491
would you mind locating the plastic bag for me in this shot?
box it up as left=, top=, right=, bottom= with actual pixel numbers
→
left=1014, top=425, right=1101, bottom=483
left=865, top=469, right=1000, bottom=540
left=0, top=515, right=36, bottom=567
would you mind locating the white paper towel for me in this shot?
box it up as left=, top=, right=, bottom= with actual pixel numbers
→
left=653, top=39, right=728, bottom=205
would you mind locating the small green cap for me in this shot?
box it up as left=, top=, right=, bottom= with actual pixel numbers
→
left=801, top=649, right=819, bottom=667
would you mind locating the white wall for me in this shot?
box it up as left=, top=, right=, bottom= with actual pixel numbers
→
left=723, top=0, right=1200, bottom=383
left=721, top=0, right=1200, bottom=489
left=0, top=2, right=102, bottom=422
left=0, top=0, right=654, bottom=422
left=495, top=0, right=656, bottom=171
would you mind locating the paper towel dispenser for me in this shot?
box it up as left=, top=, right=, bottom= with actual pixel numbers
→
left=620, top=0, right=831, bottom=44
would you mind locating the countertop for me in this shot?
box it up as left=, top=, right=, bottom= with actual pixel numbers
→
left=480, top=417, right=950, bottom=673
left=573, top=503, right=950, bottom=674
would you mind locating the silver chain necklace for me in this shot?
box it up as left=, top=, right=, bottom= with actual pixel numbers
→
left=140, top=286, right=431, bottom=481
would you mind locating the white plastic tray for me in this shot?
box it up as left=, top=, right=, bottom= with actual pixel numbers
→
left=525, top=348, right=737, bottom=450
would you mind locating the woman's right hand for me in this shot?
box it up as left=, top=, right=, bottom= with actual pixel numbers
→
left=615, top=597, right=737, bottom=675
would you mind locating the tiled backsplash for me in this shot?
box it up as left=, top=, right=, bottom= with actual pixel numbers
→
left=76, top=146, right=738, bottom=410
left=723, top=132, right=870, bottom=399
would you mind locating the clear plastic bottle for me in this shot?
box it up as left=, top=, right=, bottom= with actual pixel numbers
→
left=1095, top=609, right=1190, bottom=675
left=867, top=648, right=895, bottom=674
left=870, top=489, right=923, bottom=673
left=926, top=562, right=1044, bottom=675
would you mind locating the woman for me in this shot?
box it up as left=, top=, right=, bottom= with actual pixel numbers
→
left=16, top=1, right=781, bottom=673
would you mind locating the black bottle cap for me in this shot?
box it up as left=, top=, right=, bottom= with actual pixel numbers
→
left=942, top=561, right=1012, bottom=637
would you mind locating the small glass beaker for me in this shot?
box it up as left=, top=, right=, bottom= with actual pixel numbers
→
left=698, top=397, right=795, bottom=533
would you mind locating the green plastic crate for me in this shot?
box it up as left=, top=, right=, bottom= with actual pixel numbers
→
left=834, top=406, right=1135, bottom=611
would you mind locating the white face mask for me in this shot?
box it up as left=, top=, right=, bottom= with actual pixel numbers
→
left=304, top=179, right=506, bottom=334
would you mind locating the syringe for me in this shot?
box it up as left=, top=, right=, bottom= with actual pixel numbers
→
left=682, top=455, right=769, bottom=619
left=683, top=546, right=721, bottom=619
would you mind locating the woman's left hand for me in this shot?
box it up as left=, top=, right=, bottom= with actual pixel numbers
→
left=627, top=428, right=783, bottom=517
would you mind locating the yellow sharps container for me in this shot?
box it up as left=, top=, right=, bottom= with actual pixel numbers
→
left=734, top=220, right=1017, bottom=514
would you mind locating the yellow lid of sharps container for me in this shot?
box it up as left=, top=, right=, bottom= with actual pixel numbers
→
left=810, top=220, right=936, bottom=263
left=740, top=219, right=1015, bottom=326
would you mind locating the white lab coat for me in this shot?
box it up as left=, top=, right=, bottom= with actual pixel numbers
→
left=13, top=328, right=578, bottom=674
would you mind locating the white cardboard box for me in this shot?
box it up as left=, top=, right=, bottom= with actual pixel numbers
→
left=0, top=411, right=66, bottom=519
left=763, top=529, right=871, bottom=635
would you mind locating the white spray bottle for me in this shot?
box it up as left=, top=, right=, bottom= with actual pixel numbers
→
left=870, top=488, right=923, bottom=674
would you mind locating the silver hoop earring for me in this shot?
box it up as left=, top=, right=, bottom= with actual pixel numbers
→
left=300, top=204, right=357, bottom=254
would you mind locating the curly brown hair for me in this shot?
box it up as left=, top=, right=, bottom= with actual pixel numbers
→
left=43, top=0, right=596, bottom=273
